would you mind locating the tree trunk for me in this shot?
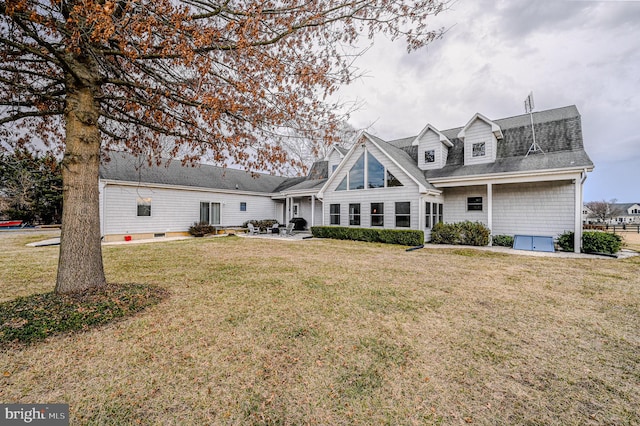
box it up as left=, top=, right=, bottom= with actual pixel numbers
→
left=55, top=80, right=106, bottom=294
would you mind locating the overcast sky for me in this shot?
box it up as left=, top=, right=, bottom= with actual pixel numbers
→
left=336, top=0, right=639, bottom=202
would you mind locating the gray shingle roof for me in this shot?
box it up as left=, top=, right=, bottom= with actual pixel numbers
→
left=100, top=106, right=593, bottom=195
left=100, top=152, right=290, bottom=193
left=388, top=105, right=593, bottom=179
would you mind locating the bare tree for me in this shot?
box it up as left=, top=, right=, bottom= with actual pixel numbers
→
left=1, top=0, right=450, bottom=293
left=585, top=199, right=624, bottom=223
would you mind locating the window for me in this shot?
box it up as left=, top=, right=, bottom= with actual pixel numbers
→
left=467, top=197, right=483, bottom=211
left=334, top=152, right=403, bottom=191
left=370, top=203, right=384, bottom=226
left=367, top=152, right=385, bottom=188
left=240, top=202, right=247, bottom=212
left=426, top=202, right=443, bottom=228
left=200, top=202, right=221, bottom=225
left=349, top=203, right=361, bottom=226
left=331, top=164, right=338, bottom=174
left=424, top=150, right=435, bottom=163
left=386, top=170, right=403, bottom=187
left=438, top=203, right=443, bottom=224
left=472, top=142, right=486, bottom=157
left=330, top=204, right=341, bottom=225
left=425, top=202, right=431, bottom=228
left=395, top=202, right=410, bottom=227
left=336, top=176, right=347, bottom=191
left=137, top=197, right=151, bottom=217
left=349, top=154, right=365, bottom=190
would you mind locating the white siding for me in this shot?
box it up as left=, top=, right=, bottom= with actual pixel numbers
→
left=492, top=181, right=575, bottom=237
left=417, top=130, right=448, bottom=170
left=322, top=143, right=421, bottom=230
left=101, top=184, right=277, bottom=236
left=442, top=186, right=489, bottom=225
left=327, top=149, right=343, bottom=178
left=464, top=120, right=497, bottom=165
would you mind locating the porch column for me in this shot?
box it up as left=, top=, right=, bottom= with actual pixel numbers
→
left=487, top=183, right=493, bottom=246
left=285, top=196, right=290, bottom=224
left=311, top=195, right=315, bottom=227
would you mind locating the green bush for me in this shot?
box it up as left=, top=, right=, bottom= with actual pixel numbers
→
left=583, top=231, right=622, bottom=254
left=557, top=230, right=622, bottom=254
left=430, top=221, right=490, bottom=246
left=311, top=226, right=423, bottom=246
left=243, top=219, right=279, bottom=231
left=492, top=234, right=514, bottom=247
left=188, top=221, right=215, bottom=237
left=557, top=231, right=575, bottom=252
left=430, top=222, right=460, bottom=244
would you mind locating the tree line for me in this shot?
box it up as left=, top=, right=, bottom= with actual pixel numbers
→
left=0, top=150, right=62, bottom=225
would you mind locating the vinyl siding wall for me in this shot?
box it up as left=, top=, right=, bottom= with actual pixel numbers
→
left=492, top=181, right=575, bottom=237
left=101, top=183, right=277, bottom=236
left=322, top=143, right=421, bottom=229
left=463, top=120, right=497, bottom=165
left=327, top=149, right=343, bottom=178
left=442, top=181, right=576, bottom=237
left=417, top=130, right=449, bottom=170
left=442, top=186, right=489, bottom=224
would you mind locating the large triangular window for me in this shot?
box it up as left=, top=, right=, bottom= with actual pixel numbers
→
left=333, top=151, right=403, bottom=191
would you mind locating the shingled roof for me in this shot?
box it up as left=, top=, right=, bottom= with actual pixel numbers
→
left=100, top=152, right=291, bottom=193
left=387, top=105, right=594, bottom=180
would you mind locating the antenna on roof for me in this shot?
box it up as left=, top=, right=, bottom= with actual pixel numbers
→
left=524, top=92, right=544, bottom=156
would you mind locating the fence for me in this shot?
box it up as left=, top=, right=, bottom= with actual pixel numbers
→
left=584, top=224, right=640, bottom=233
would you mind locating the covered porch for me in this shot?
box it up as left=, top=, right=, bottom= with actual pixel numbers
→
left=274, top=190, right=323, bottom=231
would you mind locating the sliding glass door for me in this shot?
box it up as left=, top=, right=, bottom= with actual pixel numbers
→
left=200, top=202, right=221, bottom=225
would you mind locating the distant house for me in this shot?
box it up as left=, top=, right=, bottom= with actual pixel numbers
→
left=99, top=105, right=593, bottom=252
left=610, top=203, right=640, bottom=224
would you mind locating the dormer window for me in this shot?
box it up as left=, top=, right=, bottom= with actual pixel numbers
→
left=472, top=142, right=486, bottom=157
left=424, top=150, right=435, bottom=163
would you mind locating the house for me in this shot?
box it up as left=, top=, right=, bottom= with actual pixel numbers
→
left=99, top=105, right=593, bottom=252
left=609, top=203, right=640, bottom=224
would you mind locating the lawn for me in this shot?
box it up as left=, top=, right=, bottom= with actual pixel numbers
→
left=1, top=233, right=639, bottom=425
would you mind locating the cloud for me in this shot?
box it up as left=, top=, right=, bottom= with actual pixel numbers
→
left=335, top=0, right=640, bottom=200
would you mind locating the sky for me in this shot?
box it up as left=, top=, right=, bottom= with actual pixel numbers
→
left=335, top=0, right=640, bottom=203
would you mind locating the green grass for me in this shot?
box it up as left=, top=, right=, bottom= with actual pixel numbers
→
left=1, top=232, right=639, bottom=425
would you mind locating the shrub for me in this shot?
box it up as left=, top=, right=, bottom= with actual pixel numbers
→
left=430, top=221, right=490, bottom=246
left=583, top=231, right=622, bottom=254
left=557, top=231, right=575, bottom=252
left=311, top=226, right=423, bottom=246
left=557, top=230, right=622, bottom=254
left=189, top=221, right=215, bottom=237
left=492, top=234, right=514, bottom=247
left=458, top=221, right=491, bottom=246
left=243, top=219, right=279, bottom=231
left=430, top=222, right=460, bottom=244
